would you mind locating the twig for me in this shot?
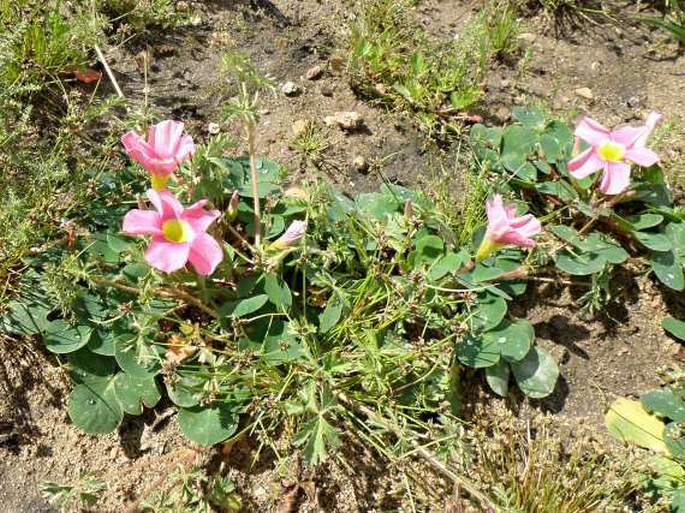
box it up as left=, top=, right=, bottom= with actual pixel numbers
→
left=94, top=44, right=124, bottom=99
left=91, top=277, right=220, bottom=319
left=334, top=391, right=492, bottom=508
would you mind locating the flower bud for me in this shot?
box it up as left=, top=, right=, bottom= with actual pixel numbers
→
left=271, top=220, right=307, bottom=250
left=226, top=190, right=239, bottom=222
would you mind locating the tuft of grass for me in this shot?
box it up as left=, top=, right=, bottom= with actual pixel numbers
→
left=290, top=121, right=330, bottom=166
left=468, top=422, right=640, bottom=513
left=347, top=0, right=522, bottom=140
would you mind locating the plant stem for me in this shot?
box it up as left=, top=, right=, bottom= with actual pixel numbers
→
left=91, top=277, right=219, bottom=319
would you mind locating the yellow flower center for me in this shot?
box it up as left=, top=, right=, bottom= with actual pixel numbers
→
left=597, top=141, right=626, bottom=163
left=151, top=174, right=170, bottom=191
left=162, top=219, right=193, bottom=243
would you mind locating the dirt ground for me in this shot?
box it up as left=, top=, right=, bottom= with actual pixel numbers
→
left=1, top=0, right=684, bottom=511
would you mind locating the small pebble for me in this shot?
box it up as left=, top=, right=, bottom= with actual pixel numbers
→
left=207, top=122, right=220, bottom=135
left=291, top=119, right=310, bottom=137
left=320, top=85, right=334, bottom=97
left=574, top=87, right=594, bottom=100
left=324, top=111, right=363, bottom=130
left=306, top=64, right=324, bottom=80
left=352, top=155, right=369, bottom=173
left=281, top=81, right=301, bottom=96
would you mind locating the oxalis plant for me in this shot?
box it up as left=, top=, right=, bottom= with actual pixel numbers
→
left=1, top=65, right=682, bottom=507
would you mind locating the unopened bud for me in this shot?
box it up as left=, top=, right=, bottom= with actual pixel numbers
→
left=226, top=190, right=239, bottom=222
left=403, top=199, right=413, bottom=219
left=271, top=220, right=307, bottom=250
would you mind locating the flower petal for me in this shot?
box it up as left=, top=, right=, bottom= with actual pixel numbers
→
left=122, top=209, right=162, bottom=236
left=148, top=189, right=184, bottom=219
left=122, top=131, right=155, bottom=164
left=498, top=229, right=537, bottom=248
left=148, top=120, right=185, bottom=159
left=174, top=134, right=195, bottom=163
left=634, top=112, right=663, bottom=147
left=568, top=148, right=604, bottom=179
left=625, top=147, right=659, bottom=168
left=183, top=205, right=220, bottom=233
left=575, top=117, right=610, bottom=146
left=509, top=214, right=541, bottom=239
left=145, top=238, right=191, bottom=273
left=610, top=126, right=645, bottom=148
left=188, top=233, right=223, bottom=276
left=599, top=162, right=631, bottom=195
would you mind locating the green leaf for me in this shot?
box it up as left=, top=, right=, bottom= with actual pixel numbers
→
left=666, top=223, right=685, bottom=251
left=319, top=296, right=343, bottom=334
left=470, top=293, right=507, bottom=331
left=642, top=389, right=685, bottom=423
left=87, top=329, right=116, bottom=356
left=355, top=192, right=400, bottom=219
left=68, top=376, right=123, bottom=434
left=114, top=373, right=161, bottom=415
left=457, top=332, right=500, bottom=368
left=264, top=273, right=292, bottom=309
left=221, top=294, right=270, bottom=318
left=44, top=320, right=92, bottom=354
left=178, top=403, right=239, bottom=446
left=511, top=347, right=559, bottom=398
left=239, top=157, right=282, bottom=198
left=626, top=213, right=664, bottom=231
left=114, top=332, right=161, bottom=378
left=605, top=397, right=668, bottom=453
left=485, top=360, right=510, bottom=397
left=652, top=251, right=685, bottom=291
left=67, top=349, right=116, bottom=384
left=428, top=251, right=468, bottom=281
left=166, top=373, right=203, bottom=408
left=411, top=234, right=444, bottom=266
left=634, top=231, right=672, bottom=252
left=555, top=250, right=606, bottom=276
left=501, top=154, right=537, bottom=181
left=468, top=264, right=504, bottom=283
left=663, top=317, right=685, bottom=342
left=512, top=107, right=545, bottom=129
left=535, top=181, right=578, bottom=201
left=262, top=321, right=304, bottom=364
left=485, top=319, right=534, bottom=362
left=1, top=299, right=51, bottom=335
left=293, top=415, right=341, bottom=466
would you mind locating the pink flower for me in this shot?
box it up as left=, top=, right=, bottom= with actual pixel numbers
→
left=121, top=120, right=195, bottom=189
left=122, top=189, right=223, bottom=275
left=476, top=194, right=541, bottom=262
left=568, top=112, right=661, bottom=195
left=271, top=220, right=307, bottom=250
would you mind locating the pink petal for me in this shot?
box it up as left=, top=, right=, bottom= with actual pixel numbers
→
left=122, top=131, right=155, bottom=164
left=145, top=238, right=191, bottom=273
left=188, top=233, right=223, bottom=276
left=122, top=209, right=162, bottom=236
left=486, top=195, right=508, bottom=230
left=634, top=112, right=662, bottom=147
left=574, top=117, right=610, bottom=146
left=174, top=134, right=195, bottom=163
left=499, top=229, right=537, bottom=248
left=625, top=147, right=659, bottom=167
left=183, top=206, right=220, bottom=233
left=610, top=126, right=645, bottom=148
left=509, top=215, right=541, bottom=238
left=599, top=162, right=631, bottom=195
left=148, top=189, right=184, bottom=220
left=148, top=120, right=185, bottom=159
left=568, top=148, right=604, bottom=179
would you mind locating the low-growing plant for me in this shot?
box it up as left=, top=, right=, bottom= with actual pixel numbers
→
left=2, top=52, right=682, bottom=510
left=41, top=472, right=105, bottom=512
